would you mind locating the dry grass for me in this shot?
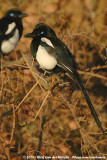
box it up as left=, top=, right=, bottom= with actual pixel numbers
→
left=0, top=0, right=107, bottom=160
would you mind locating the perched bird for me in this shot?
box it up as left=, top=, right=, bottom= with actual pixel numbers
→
left=25, top=23, right=105, bottom=134
left=0, top=9, right=28, bottom=55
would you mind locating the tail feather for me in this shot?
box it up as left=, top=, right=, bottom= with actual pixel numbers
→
left=67, top=69, right=105, bottom=134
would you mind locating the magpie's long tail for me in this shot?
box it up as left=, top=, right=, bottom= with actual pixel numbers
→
left=66, top=69, right=105, bottom=134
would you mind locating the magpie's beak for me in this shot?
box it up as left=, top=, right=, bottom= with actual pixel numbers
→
left=24, top=33, right=35, bottom=38
left=19, top=13, right=28, bottom=18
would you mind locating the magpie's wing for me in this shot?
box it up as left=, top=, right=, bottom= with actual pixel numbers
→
left=0, top=18, right=17, bottom=44
left=40, top=39, right=105, bottom=134
left=0, top=18, right=8, bottom=36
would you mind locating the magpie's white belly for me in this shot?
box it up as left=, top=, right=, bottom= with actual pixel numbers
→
left=5, top=22, right=16, bottom=35
left=36, top=45, right=57, bottom=70
left=1, top=29, right=19, bottom=54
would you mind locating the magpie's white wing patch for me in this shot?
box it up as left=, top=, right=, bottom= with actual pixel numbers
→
left=1, top=29, right=19, bottom=54
left=5, top=22, right=16, bottom=35
left=36, top=45, right=57, bottom=70
left=41, top=38, right=54, bottom=48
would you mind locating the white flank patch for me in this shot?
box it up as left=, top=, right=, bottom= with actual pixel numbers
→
left=5, top=22, right=16, bottom=35
left=36, top=45, right=57, bottom=70
left=41, top=37, right=54, bottom=48
left=1, top=29, right=19, bottom=54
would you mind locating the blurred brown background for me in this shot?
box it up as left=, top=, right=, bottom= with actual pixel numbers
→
left=0, top=0, right=107, bottom=159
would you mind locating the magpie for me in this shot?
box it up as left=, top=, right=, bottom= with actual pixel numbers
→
left=25, top=23, right=105, bottom=134
left=0, top=9, right=28, bottom=55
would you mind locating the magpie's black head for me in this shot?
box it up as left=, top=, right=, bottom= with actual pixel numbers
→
left=24, top=23, right=56, bottom=39
left=4, top=9, right=28, bottom=20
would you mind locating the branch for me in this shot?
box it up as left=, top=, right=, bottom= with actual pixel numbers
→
left=78, top=70, right=107, bottom=81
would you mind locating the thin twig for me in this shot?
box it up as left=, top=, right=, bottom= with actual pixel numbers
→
left=15, top=81, right=39, bottom=112
left=85, top=65, right=107, bottom=72
left=35, top=91, right=50, bottom=119
left=35, top=115, right=46, bottom=158
left=9, top=105, right=15, bottom=144
left=78, top=70, right=107, bottom=80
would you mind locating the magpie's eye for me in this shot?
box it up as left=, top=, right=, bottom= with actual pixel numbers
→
left=37, top=31, right=44, bottom=36
left=9, top=13, right=15, bottom=17
left=41, top=31, right=44, bottom=35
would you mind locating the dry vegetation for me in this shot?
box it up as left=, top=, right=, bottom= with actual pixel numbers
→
left=0, top=0, right=107, bottom=160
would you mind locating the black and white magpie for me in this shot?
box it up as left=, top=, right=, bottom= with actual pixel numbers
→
left=25, top=23, right=105, bottom=134
left=0, top=8, right=28, bottom=55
